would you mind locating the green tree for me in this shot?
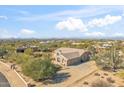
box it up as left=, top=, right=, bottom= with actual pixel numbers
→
left=94, top=43, right=123, bottom=71
left=22, top=58, right=58, bottom=81
left=16, top=54, right=30, bottom=64
left=24, top=48, right=33, bottom=55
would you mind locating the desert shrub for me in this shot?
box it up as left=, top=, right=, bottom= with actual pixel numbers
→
left=101, top=76, right=104, bottom=78
left=91, top=80, right=113, bottom=87
left=83, top=81, right=89, bottom=85
left=116, top=71, right=124, bottom=79
left=106, top=77, right=115, bottom=83
left=27, top=83, right=36, bottom=87
left=94, top=73, right=100, bottom=76
left=104, top=73, right=108, bottom=76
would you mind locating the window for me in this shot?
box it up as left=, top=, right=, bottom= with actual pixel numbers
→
left=57, top=52, right=59, bottom=55
left=57, top=57, right=61, bottom=62
left=62, top=59, right=64, bottom=63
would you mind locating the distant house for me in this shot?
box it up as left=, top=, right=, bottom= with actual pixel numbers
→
left=40, top=41, right=51, bottom=44
left=16, top=45, right=41, bottom=53
left=29, top=46, right=40, bottom=52
left=16, top=46, right=27, bottom=53
left=102, top=43, right=112, bottom=48
left=53, top=48, right=91, bottom=66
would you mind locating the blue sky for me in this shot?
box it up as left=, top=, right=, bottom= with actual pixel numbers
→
left=0, top=5, right=124, bottom=39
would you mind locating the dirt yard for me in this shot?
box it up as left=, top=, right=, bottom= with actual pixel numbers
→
left=41, top=61, right=124, bottom=87
left=69, top=70, right=124, bottom=87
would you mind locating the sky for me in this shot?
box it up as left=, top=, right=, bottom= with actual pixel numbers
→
left=0, top=5, right=124, bottom=39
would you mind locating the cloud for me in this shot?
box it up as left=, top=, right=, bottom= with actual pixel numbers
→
left=19, top=10, right=30, bottom=15
left=84, top=32, right=105, bottom=37
left=0, top=29, right=37, bottom=39
left=0, top=16, right=8, bottom=20
left=112, top=32, right=124, bottom=37
left=17, top=6, right=114, bottom=22
left=17, top=7, right=108, bottom=21
left=56, top=17, right=87, bottom=32
left=17, top=6, right=124, bottom=22
left=56, top=15, right=122, bottom=32
left=20, top=29, right=35, bottom=35
left=122, top=13, right=124, bottom=16
left=0, top=29, right=16, bottom=38
left=88, top=15, right=122, bottom=27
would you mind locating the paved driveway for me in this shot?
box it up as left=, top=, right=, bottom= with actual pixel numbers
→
left=0, top=72, right=10, bottom=87
left=45, top=61, right=98, bottom=87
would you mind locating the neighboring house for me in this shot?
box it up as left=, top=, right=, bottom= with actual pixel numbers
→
left=16, top=45, right=40, bottom=53
left=16, top=46, right=27, bottom=53
left=102, top=43, right=112, bottom=48
left=53, top=48, right=91, bottom=66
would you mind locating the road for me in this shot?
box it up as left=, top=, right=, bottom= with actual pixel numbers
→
left=0, top=61, right=27, bottom=87
left=0, top=72, right=10, bottom=87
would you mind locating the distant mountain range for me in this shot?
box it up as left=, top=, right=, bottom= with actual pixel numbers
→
left=0, top=36, right=124, bottom=40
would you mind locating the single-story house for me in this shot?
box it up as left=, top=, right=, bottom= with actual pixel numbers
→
left=53, top=48, right=91, bottom=66
left=16, top=46, right=27, bottom=53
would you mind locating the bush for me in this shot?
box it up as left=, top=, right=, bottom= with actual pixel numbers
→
left=101, top=76, right=104, bottom=78
left=91, top=80, right=113, bottom=87
left=22, top=58, right=59, bottom=81
left=104, top=73, right=108, bottom=76
left=16, top=54, right=30, bottom=64
left=106, top=77, right=115, bottom=83
left=83, top=81, right=89, bottom=85
left=24, top=48, right=33, bottom=55
left=116, top=71, right=124, bottom=79
left=94, top=73, right=100, bottom=76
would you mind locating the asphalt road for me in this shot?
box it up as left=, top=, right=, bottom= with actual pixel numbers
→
left=0, top=72, right=10, bottom=87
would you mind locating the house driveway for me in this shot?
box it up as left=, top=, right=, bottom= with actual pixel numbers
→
left=43, top=61, right=98, bottom=87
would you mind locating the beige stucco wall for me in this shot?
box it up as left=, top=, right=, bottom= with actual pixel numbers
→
left=53, top=50, right=67, bottom=66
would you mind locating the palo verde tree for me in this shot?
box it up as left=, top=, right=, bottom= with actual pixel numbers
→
left=22, top=58, right=59, bottom=81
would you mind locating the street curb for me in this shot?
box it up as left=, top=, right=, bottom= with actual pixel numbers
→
left=14, top=69, right=28, bottom=87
